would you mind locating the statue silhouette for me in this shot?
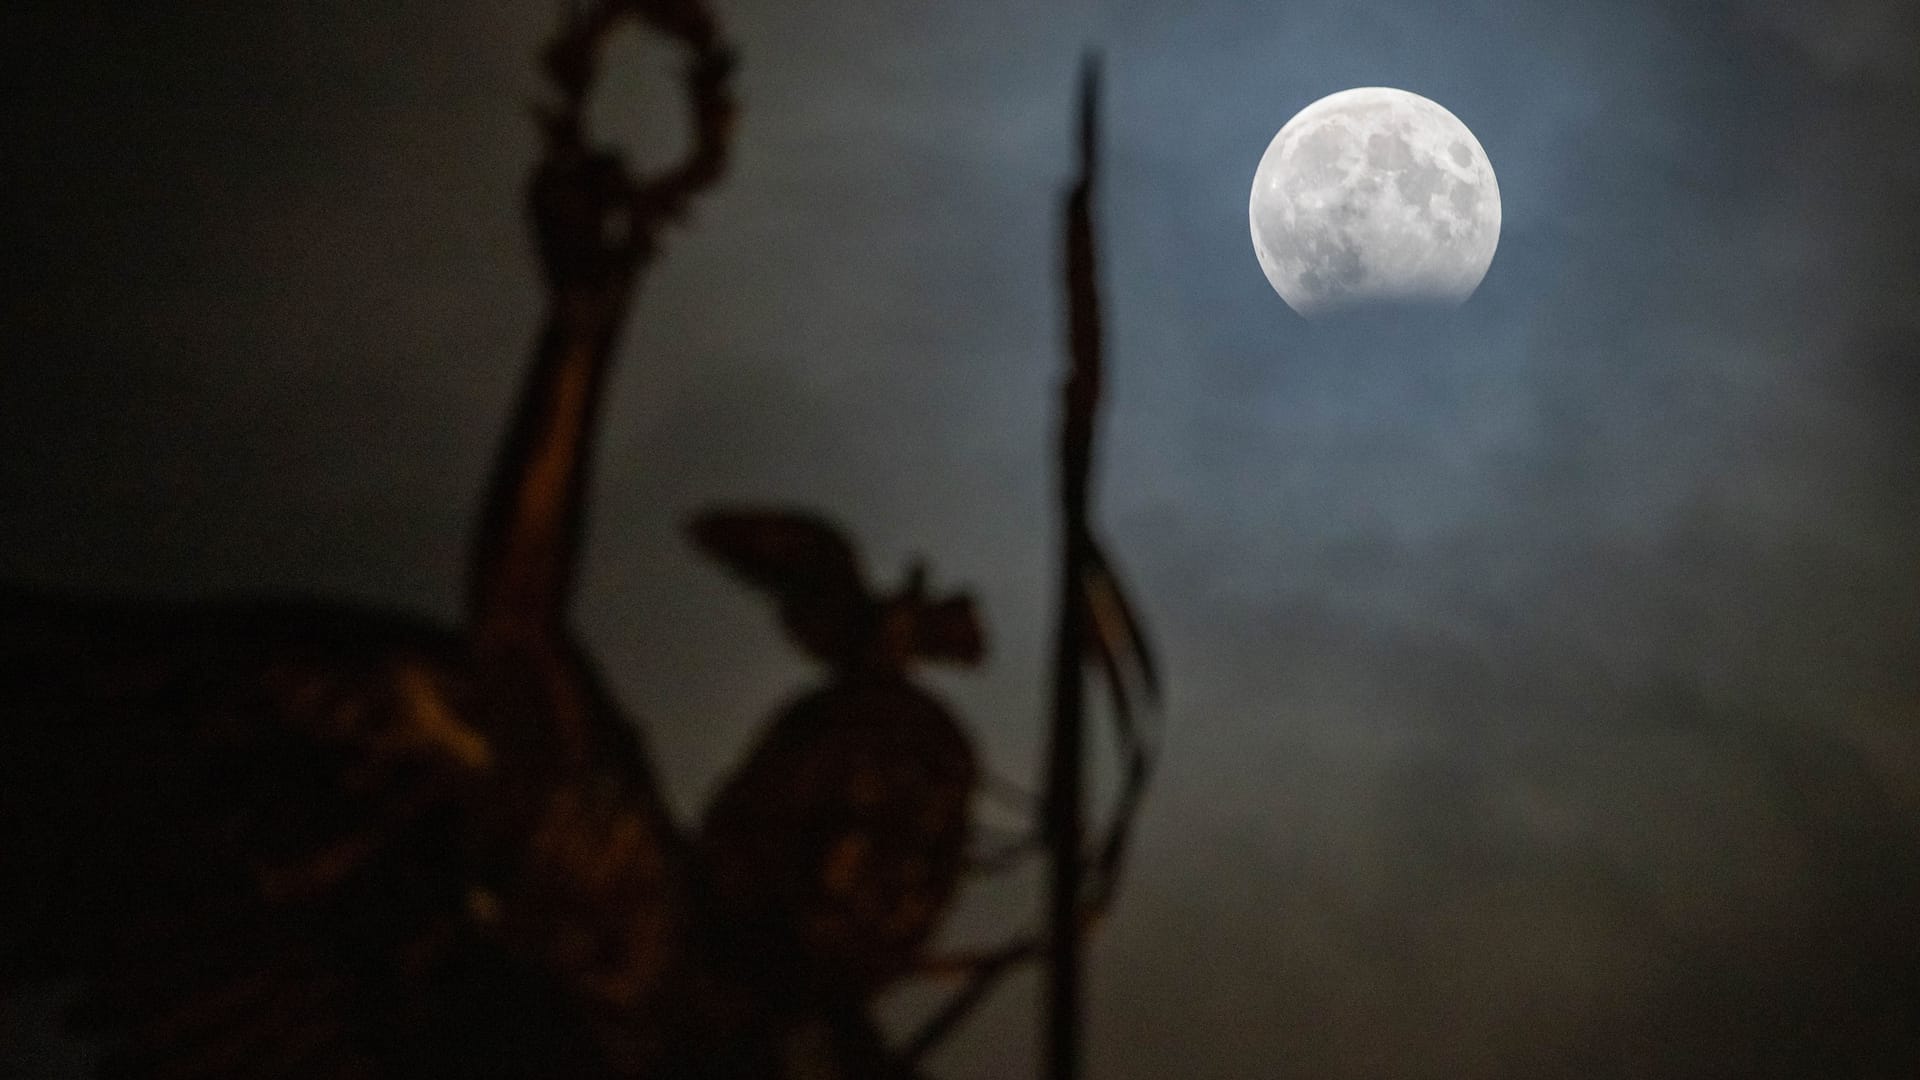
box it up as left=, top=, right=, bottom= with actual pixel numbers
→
left=0, top=3, right=1155, bottom=1077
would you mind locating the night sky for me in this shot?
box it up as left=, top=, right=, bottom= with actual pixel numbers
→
left=5, top=1, right=1920, bottom=1077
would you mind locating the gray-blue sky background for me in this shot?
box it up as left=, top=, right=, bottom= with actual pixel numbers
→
left=4, top=1, right=1918, bottom=1076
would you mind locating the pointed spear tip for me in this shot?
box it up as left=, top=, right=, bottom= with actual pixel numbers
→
left=1076, top=50, right=1102, bottom=174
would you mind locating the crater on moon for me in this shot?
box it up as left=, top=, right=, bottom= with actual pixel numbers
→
left=1250, top=87, right=1501, bottom=319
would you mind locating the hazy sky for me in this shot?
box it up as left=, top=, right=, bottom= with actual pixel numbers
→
left=4, top=1, right=1919, bottom=1076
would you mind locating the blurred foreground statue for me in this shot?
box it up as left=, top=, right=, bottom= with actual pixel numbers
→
left=0, top=3, right=1157, bottom=1078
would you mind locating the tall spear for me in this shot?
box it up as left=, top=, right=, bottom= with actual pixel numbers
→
left=902, top=48, right=1158, bottom=1079
left=1044, top=52, right=1104, bottom=1080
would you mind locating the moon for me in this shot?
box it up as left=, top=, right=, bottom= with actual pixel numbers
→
left=1250, top=87, right=1500, bottom=319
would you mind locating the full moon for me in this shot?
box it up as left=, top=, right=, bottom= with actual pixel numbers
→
left=1250, top=87, right=1500, bottom=319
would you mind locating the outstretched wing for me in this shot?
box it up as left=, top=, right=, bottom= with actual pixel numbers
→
left=689, top=509, right=878, bottom=666
left=0, top=587, right=686, bottom=1078
left=688, top=509, right=870, bottom=605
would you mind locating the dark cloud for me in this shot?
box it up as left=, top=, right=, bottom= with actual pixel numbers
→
left=3, top=0, right=1919, bottom=1076
left=1739, top=0, right=1920, bottom=86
